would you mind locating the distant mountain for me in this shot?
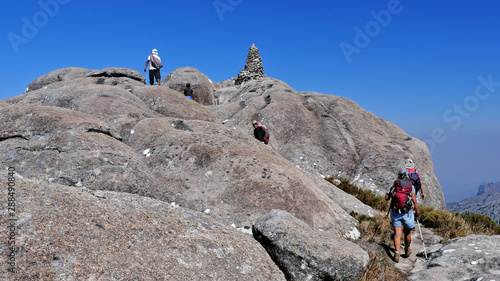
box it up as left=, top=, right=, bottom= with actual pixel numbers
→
left=447, top=182, right=500, bottom=224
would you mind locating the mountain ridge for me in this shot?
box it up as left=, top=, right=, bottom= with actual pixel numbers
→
left=447, top=181, right=500, bottom=224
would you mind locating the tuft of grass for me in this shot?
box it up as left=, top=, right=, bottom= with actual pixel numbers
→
left=359, top=251, right=405, bottom=281
left=325, top=176, right=390, bottom=211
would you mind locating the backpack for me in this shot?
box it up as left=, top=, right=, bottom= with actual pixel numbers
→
left=150, top=55, right=163, bottom=69
left=407, top=168, right=421, bottom=194
left=263, top=127, right=270, bottom=144
left=390, top=179, right=413, bottom=213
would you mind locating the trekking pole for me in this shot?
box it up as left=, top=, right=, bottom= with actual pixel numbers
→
left=416, top=218, right=428, bottom=259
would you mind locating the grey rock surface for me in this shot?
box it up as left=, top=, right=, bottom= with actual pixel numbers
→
left=1, top=64, right=453, bottom=279
left=253, top=209, right=369, bottom=281
left=124, top=117, right=360, bottom=237
left=212, top=79, right=446, bottom=210
left=0, top=177, right=285, bottom=280
left=408, top=235, right=500, bottom=281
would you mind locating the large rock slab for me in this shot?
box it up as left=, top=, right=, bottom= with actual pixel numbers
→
left=253, top=209, right=369, bottom=281
left=125, top=117, right=360, bottom=238
left=0, top=103, right=159, bottom=197
left=408, top=235, right=500, bottom=281
left=212, top=78, right=446, bottom=210
left=0, top=177, right=285, bottom=280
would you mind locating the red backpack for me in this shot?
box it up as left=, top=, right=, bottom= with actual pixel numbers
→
left=263, top=127, right=270, bottom=144
left=391, top=179, right=413, bottom=212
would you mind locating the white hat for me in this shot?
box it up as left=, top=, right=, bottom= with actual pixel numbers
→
left=152, top=49, right=158, bottom=54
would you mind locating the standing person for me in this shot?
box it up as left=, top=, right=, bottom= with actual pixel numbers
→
left=252, top=120, right=269, bottom=144
left=385, top=168, right=420, bottom=263
left=183, top=83, right=193, bottom=100
left=144, top=49, right=162, bottom=86
left=405, top=158, right=425, bottom=200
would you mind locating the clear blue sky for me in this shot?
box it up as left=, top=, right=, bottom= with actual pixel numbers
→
left=1, top=0, right=499, bottom=203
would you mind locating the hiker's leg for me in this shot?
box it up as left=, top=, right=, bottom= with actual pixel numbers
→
left=394, top=226, right=403, bottom=252
left=155, top=71, right=161, bottom=85
left=404, top=226, right=412, bottom=248
left=149, top=70, right=155, bottom=85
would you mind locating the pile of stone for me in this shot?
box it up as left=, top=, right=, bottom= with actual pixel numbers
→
left=235, top=44, right=266, bottom=85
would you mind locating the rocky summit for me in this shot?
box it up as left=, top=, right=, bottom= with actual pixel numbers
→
left=0, top=52, right=453, bottom=279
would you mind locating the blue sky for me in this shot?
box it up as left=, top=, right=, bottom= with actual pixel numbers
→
left=1, top=0, right=499, bottom=203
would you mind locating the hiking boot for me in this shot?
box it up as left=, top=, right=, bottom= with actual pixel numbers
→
left=394, top=252, right=400, bottom=263
left=405, top=247, right=412, bottom=257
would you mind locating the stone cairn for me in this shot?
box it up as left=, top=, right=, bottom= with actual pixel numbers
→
left=235, top=44, right=266, bottom=85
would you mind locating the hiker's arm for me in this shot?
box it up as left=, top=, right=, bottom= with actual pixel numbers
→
left=420, top=183, right=426, bottom=199
left=385, top=185, right=393, bottom=201
left=412, top=193, right=420, bottom=219
left=144, top=59, right=150, bottom=72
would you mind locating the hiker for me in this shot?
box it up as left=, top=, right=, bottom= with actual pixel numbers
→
left=385, top=168, right=420, bottom=263
left=252, top=120, right=269, bottom=144
left=183, top=83, right=193, bottom=100
left=144, top=49, right=162, bottom=86
left=404, top=158, right=425, bottom=200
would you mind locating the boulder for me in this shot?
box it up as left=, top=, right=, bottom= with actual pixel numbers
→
left=0, top=177, right=285, bottom=280
left=253, top=210, right=369, bottom=281
left=162, top=67, right=216, bottom=105
left=408, top=235, right=500, bottom=281
left=24, top=67, right=95, bottom=92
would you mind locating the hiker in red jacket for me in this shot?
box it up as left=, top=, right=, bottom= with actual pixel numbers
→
left=144, top=48, right=162, bottom=86
left=252, top=120, right=269, bottom=144
left=385, top=168, right=420, bottom=263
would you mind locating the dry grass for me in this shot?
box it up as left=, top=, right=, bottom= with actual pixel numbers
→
left=325, top=176, right=390, bottom=211
left=359, top=251, right=406, bottom=281
left=420, top=206, right=500, bottom=240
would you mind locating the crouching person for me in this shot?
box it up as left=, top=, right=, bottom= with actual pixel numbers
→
left=385, top=168, right=420, bottom=262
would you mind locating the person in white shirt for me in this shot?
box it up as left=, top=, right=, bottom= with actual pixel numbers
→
left=144, top=49, right=162, bottom=85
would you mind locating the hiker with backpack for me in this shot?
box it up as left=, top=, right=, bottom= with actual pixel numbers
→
left=144, top=48, right=163, bottom=86
left=385, top=168, right=420, bottom=263
left=252, top=120, right=269, bottom=144
left=405, top=158, right=426, bottom=200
